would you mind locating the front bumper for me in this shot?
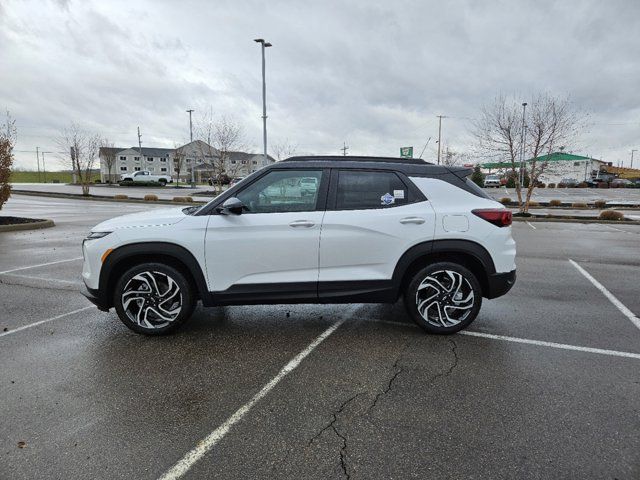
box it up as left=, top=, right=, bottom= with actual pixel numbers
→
left=485, top=269, right=516, bottom=299
left=82, top=286, right=110, bottom=312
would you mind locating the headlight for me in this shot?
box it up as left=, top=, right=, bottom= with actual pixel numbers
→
left=85, top=231, right=112, bottom=240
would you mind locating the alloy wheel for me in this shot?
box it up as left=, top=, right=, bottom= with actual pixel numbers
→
left=415, top=270, right=475, bottom=328
left=121, top=271, right=182, bottom=329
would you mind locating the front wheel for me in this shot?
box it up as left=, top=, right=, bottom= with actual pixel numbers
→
left=404, top=262, right=482, bottom=334
left=113, top=263, right=195, bottom=335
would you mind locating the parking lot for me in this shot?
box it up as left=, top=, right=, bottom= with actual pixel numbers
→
left=1, top=193, right=639, bottom=479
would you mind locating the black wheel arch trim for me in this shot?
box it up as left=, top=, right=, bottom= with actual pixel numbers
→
left=98, top=242, right=209, bottom=309
left=391, top=239, right=498, bottom=298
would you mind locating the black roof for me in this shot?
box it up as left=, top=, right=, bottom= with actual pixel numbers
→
left=277, top=155, right=470, bottom=177
left=283, top=155, right=433, bottom=165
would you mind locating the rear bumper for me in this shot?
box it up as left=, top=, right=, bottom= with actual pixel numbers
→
left=485, top=270, right=516, bottom=299
left=82, top=286, right=110, bottom=312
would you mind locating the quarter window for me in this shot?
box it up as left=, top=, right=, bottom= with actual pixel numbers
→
left=335, top=170, right=409, bottom=210
left=235, top=170, right=323, bottom=214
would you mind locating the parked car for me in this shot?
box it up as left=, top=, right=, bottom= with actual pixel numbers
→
left=585, top=178, right=607, bottom=188
left=120, top=170, right=172, bottom=185
left=484, top=174, right=502, bottom=188
left=300, top=176, right=319, bottom=196
left=207, top=174, right=231, bottom=186
left=558, top=178, right=578, bottom=187
left=229, top=177, right=244, bottom=187
left=82, top=156, right=516, bottom=335
left=610, top=178, right=632, bottom=188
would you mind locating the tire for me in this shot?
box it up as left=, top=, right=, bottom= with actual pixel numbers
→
left=404, top=262, right=482, bottom=334
left=113, top=263, right=195, bottom=335
left=158, top=179, right=167, bottom=186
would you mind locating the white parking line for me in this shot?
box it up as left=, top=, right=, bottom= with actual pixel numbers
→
left=372, top=320, right=640, bottom=359
left=0, top=257, right=83, bottom=275
left=460, top=331, right=640, bottom=359
left=158, top=316, right=348, bottom=480
left=525, top=221, right=537, bottom=230
left=569, top=259, right=640, bottom=331
left=0, top=306, right=93, bottom=338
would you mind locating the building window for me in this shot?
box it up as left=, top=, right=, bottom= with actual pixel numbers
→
left=253, top=160, right=257, bottom=164
left=186, top=158, right=192, bottom=163
left=147, top=157, right=154, bottom=162
left=119, top=156, right=126, bottom=161
left=134, top=156, right=140, bottom=161
left=120, top=166, right=127, bottom=171
left=134, top=166, right=141, bottom=171
left=231, top=160, right=237, bottom=164
left=242, top=160, right=247, bottom=164
left=160, top=158, right=167, bottom=162
left=574, top=162, right=581, bottom=166
left=161, top=167, right=167, bottom=172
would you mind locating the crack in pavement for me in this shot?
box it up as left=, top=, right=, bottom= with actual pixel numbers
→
left=307, top=392, right=362, bottom=479
left=307, top=392, right=361, bottom=447
left=429, top=339, right=459, bottom=385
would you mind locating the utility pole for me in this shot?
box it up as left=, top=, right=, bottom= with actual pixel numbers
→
left=186, top=109, right=195, bottom=187
left=341, top=142, right=349, bottom=156
left=631, top=149, right=637, bottom=169
left=436, top=115, right=446, bottom=165
left=36, top=147, right=41, bottom=182
left=137, top=126, right=143, bottom=159
left=41, top=151, right=48, bottom=183
left=186, top=109, right=194, bottom=142
left=518, top=102, right=528, bottom=187
left=254, top=39, right=272, bottom=164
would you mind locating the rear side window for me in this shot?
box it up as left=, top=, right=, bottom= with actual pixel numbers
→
left=336, top=170, right=409, bottom=210
left=464, top=177, right=491, bottom=199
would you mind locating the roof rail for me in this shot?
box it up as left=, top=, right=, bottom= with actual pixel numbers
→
left=282, top=155, right=434, bottom=165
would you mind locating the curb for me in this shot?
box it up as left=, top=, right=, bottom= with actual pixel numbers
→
left=512, top=217, right=640, bottom=225
left=0, top=218, right=55, bottom=232
left=12, top=190, right=208, bottom=206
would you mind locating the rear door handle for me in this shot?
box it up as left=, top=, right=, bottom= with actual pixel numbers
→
left=289, top=220, right=315, bottom=228
left=400, top=217, right=425, bottom=225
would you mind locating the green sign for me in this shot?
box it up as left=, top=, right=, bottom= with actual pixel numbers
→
left=400, top=146, right=413, bottom=158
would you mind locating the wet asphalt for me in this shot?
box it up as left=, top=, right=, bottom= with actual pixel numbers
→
left=1, top=194, right=639, bottom=479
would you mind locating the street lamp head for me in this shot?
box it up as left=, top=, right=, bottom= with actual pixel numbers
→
left=254, top=38, right=264, bottom=43
left=264, top=42, right=272, bottom=47
left=522, top=102, right=528, bottom=107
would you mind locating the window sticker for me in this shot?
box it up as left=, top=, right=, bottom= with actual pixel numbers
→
left=393, top=189, right=405, bottom=200
left=381, top=193, right=395, bottom=205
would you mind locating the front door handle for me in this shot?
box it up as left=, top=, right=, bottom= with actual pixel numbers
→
left=289, top=220, right=315, bottom=228
left=400, top=217, right=425, bottom=225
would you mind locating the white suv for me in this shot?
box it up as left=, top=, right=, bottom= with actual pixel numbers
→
left=82, top=156, right=516, bottom=335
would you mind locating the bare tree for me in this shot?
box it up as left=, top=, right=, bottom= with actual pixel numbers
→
left=57, top=123, right=100, bottom=196
left=195, top=113, right=246, bottom=193
left=100, top=138, right=117, bottom=184
left=172, top=143, right=187, bottom=187
left=271, top=140, right=297, bottom=161
left=473, top=94, right=580, bottom=212
left=0, top=111, right=17, bottom=211
left=440, top=146, right=468, bottom=167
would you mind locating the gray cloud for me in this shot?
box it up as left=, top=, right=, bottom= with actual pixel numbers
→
left=2, top=0, right=639, bottom=169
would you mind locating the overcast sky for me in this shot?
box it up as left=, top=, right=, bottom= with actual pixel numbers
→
left=2, top=0, right=639, bottom=170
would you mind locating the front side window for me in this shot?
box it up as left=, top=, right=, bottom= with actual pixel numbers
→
left=335, top=170, right=409, bottom=210
left=235, top=170, right=323, bottom=214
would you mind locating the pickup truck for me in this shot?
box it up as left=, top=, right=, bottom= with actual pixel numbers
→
left=120, top=170, right=172, bottom=185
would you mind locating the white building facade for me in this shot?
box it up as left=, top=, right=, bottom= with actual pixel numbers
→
left=99, top=140, right=275, bottom=183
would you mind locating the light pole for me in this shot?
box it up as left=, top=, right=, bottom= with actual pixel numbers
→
left=631, top=149, right=637, bottom=169
left=254, top=38, right=272, bottom=164
left=186, top=109, right=194, bottom=187
left=519, top=102, right=528, bottom=187
left=436, top=115, right=446, bottom=165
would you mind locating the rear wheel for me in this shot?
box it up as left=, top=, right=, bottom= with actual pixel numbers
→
left=158, top=179, right=167, bottom=186
left=404, top=262, right=482, bottom=334
left=113, top=263, right=195, bottom=335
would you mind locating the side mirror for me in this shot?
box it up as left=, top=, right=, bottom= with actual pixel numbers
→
left=219, top=197, right=246, bottom=215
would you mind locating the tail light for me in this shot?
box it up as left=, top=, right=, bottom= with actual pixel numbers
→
left=472, top=209, right=512, bottom=227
